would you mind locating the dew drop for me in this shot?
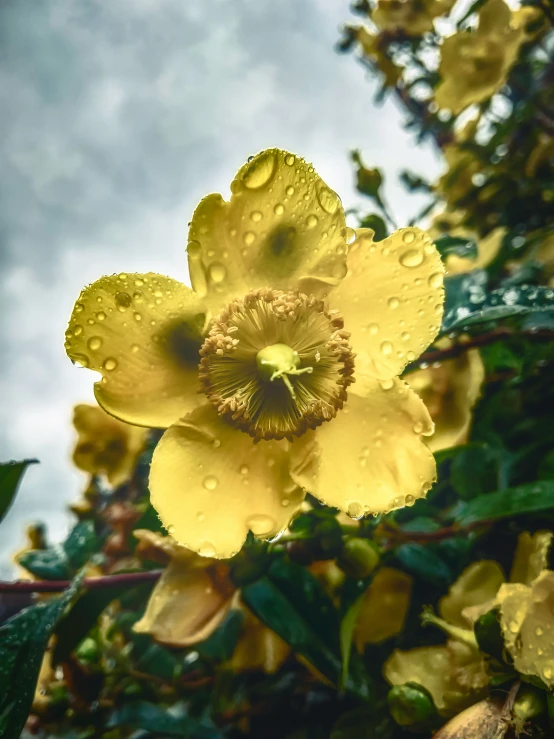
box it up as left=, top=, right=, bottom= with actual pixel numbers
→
left=72, top=353, right=89, bottom=368
left=243, top=231, right=256, bottom=246
left=347, top=501, right=364, bottom=519
left=285, top=185, right=294, bottom=196
left=131, top=344, right=140, bottom=353
left=413, top=421, right=424, bottom=434
left=203, top=475, right=218, bottom=490
left=331, top=261, right=348, bottom=279
left=543, top=666, right=553, bottom=680
left=405, top=494, right=415, bottom=506
left=198, top=541, right=216, bottom=557
left=316, top=184, right=340, bottom=215
left=400, top=249, right=424, bottom=268
left=133, top=312, right=142, bottom=322
left=306, top=214, right=318, bottom=229
left=243, top=150, right=277, bottom=189
left=388, top=297, right=400, bottom=309
left=209, top=262, right=227, bottom=283
left=75, top=303, right=84, bottom=313
left=250, top=210, right=263, bottom=222
left=246, top=514, right=276, bottom=536
left=135, top=278, right=145, bottom=287
left=115, top=292, right=132, bottom=309
left=188, top=240, right=202, bottom=258
left=103, top=357, right=118, bottom=371
left=87, top=337, right=102, bottom=351
left=401, top=331, right=411, bottom=342
left=274, top=203, right=285, bottom=216
left=402, top=230, right=416, bottom=244
left=380, top=341, right=393, bottom=356
left=118, top=273, right=128, bottom=280
left=429, top=272, right=443, bottom=289
left=368, top=323, right=379, bottom=335
left=73, top=325, right=83, bottom=336
left=96, top=311, right=106, bottom=321
left=285, top=153, right=295, bottom=166
left=536, top=626, right=544, bottom=636
left=197, top=512, right=205, bottom=521
left=509, top=621, right=519, bottom=634
left=380, top=379, right=394, bottom=390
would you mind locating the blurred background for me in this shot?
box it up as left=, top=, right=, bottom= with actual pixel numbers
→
left=0, top=0, right=441, bottom=576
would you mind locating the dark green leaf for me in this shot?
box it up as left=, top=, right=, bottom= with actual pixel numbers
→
left=455, top=481, right=554, bottom=527
left=395, top=544, right=452, bottom=588
left=450, top=444, right=500, bottom=500
left=0, top=460, right=38, bottom=524
left=106, top=701, right=221, bottom=738
left=0, top=574, right=83, bottom=739
left=433, top=235, right=478, bottom=261
left=457, top=0, right=490, bottom=25
left=359, top=214, right=388, bottom=241
left=18, top=521, right=99, bottom=580
left=241, top=559, right=341, bottom=685
left=53, top=587, right=122, bottom=665
left=442, top=284, right=554, bottom=334
left=197, top=610, right=244, bottom=662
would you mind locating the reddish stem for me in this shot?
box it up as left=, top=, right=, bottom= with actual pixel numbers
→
left=0, top=569, right=162, bottom=594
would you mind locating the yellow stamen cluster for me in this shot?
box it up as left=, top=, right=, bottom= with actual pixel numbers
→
left=199, top=288, right=355, bottom=440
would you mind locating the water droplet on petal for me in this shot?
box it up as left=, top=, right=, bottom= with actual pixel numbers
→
left=131, top=344, right=140, bottom=353
left=135, top=278, right=145, bottom=287
left=402, top=230, right=416, bottom=244
left=251, top=210, right=263, bottom=222
left=209, top=262, right=227, bottom=283
left=73, top=325, right=83, bottom=336
left=240, top=465, right=249, bottom=475
left=274, top=203, right=285, bottom=216
left=368, top=323, right=379, bottom=335
left=401, top=331, right=410, bottom=342
left=285, top=153, right=295, bottom=166
left=96, top=311, right=106, bottom=321
left=380, top=341, right=393, bottom=356
left=400, top=249, right=424, bottom=268
left=413, top=421, right=424, bottom=433
left=243, top=150, right=277, bottom=189
left=115, top=292, right=132, bottom=310
left=429, top=272, right=443, bottom=289
left=72, top=354, right=89, bottom=368
left=197, top=512, right=205, bottom=521
left=543, top=666, right=552, bottom=680
left=388, top=297, right=400, bottom=309
left=347, top=501, right=364, bottom=519
left=285, top=185, right=294, bottom=196
left=75, top=303, right=84, bottom=313
left=87, top=337, right=102, bottom=351
left=509, top=621, right=519, bottom=634
left=188, top=240, right=202, bottom=258
left=203, top=475, right=218, bottom=490
left=198, top=541, right=216, bottom=557
left=103, top=357, right=118, bottom=371
left=244, top=231, right=256, bottom=246
left=246, top=514, right=276, bottom=536
left=316, top=183, right=341, bottom=215
left=536, top=626, right=544, bottom=636
left=306, top=214, right=318, bottom=229
left=380, top=379, right=394, bottom=390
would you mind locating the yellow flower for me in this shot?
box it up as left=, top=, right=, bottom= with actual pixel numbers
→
left=65, top=149, right=444, bottom=558
left=435, top=0, right=531, bottom=114
left=354, top=567, right=413, bottom=647
left=407, top=349, right=485, bottom=452
left=348, top=26, right=402, bottom=87
left=133, top=530, right=289, bottom=673
left=372, top=0, right=456, bottom=37
left=385, top=531, right=553, bottom=714
left=72, top=403, right=147, bottom=487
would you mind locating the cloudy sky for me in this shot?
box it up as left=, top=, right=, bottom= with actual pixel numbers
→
left=0, top=0, right=441, bottom=576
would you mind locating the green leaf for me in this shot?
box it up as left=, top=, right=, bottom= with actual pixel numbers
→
left=52, top=587, right=123, bottom=665
left=106, top=701, right=221, bottom=738
left=359, top=214, right=388, bottom=241
left=0, top=573, right=83, bottom=739
left=450, top=444, right=500, bottom=500
left=18, top=521, right=99, bottom=580
left=0, top=460, right=38, bottom=524
left=394, top=544, right=452, bottom=588
left=441, top=284, right=554, bottom=334
left=433, top=235, right=478, bottom=261
left=455, top=481, right=554, bottom=527
left=197, top=610, right=244, bottom=662
left=339, top=593, right=365, bottom=691
left=241, top=559, right=341, bottom=685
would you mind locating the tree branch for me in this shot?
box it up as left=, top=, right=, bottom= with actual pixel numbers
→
left=0, top=569, right=162, bottom=594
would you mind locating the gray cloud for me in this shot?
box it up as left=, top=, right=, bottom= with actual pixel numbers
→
left=0, top=0, right=441, bottom=575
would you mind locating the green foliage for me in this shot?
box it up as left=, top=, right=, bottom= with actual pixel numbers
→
left=0, top=460, right=37, bottom=524
left=0, top=574, right=83, bottom=739
left=17, top=521, right=100, bottom=580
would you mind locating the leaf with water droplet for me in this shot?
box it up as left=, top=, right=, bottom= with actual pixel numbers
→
left=0, top=459, right=38, bottom=524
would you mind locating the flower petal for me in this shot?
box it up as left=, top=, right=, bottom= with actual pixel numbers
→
left=230, top=608, right=290, bottom=674
left=149, top=404, right=305, bottom=558
left=510, top=531, right=553, bottom=586
left=65, top=273, right=207, bottom=428
left=354, top=567, right=412, bottom=647
left=407, top=349, right=485, bottom=453
left=329, top=227, right=444, bottom=381
left=290, top=379, right=436, bottom=517
left=187, top=149, right=348, bottom=313
left=72, top=404, right=148, bottom=486
left=439, top=561, right=505, bottom=629
left=133, top=558, right=234, bottom=646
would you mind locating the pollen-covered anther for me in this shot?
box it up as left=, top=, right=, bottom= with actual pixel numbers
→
left=199, top=288, right=356, bottom=440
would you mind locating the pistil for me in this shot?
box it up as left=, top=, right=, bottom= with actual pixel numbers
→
left=256, top=343, right=313, bottom=399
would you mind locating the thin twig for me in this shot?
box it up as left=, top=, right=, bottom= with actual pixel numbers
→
left=405, top=327, right=554, bottom=372
left=0, top=569, right=162, bottom=594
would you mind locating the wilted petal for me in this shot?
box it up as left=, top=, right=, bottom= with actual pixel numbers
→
left=439, top=560, right=505, bottom=629
left=510, top=531, right=553, bottom=586
left=354, top=567, right=412, bottom=647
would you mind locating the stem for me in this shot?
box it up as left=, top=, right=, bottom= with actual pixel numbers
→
left=405, top=327, right=554, bottom=372
left=0, top=569, right=162, bottom=594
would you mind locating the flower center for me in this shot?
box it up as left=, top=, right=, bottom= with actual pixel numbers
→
left=199, top=288, right=355, bottom=440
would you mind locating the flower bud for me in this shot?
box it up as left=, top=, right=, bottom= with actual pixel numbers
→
left=388, top=683, right=437, bottom=727
left=338, top=538, right=380, bottom=579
